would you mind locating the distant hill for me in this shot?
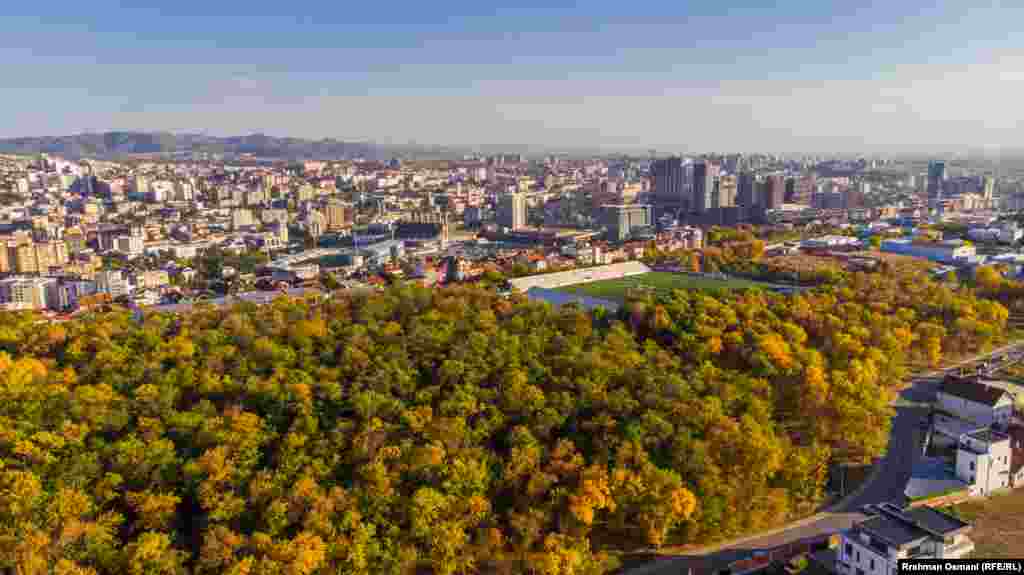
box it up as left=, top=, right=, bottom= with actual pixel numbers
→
left=0, top=132, right=465, bottom=161
left=0, top=132, right=625, bottom=161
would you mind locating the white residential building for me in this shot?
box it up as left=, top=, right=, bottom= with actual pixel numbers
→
left=232, top=208, right=255, bottom=230
left=936, top=378, right=1015, bottom=428
left=836, top=505, right=973, bottom=575
left=132, top=270, right=170, bottom=290
left=956, top=429, right=1013, bottom=496
left=115, top=234, right=145, bottom=257
left=95, top=270, right=130, bottom=298
left=173, top=180, right=195, bottom=202
left=261, top=208, right=289, bottom=226
left=0, top=277, right=57, bottom=310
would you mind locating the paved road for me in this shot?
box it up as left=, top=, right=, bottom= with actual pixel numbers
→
left=627, top=342, right=1024, bottom=575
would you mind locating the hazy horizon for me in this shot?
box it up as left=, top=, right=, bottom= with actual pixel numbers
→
left=4, top=1, right=1023, bottom=154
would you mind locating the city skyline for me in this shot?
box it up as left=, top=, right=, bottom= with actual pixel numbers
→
left=4, top=0, right=1023, bottom=153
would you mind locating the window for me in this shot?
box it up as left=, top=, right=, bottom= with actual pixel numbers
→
left=846, top=543, right=853, bottom=558
left=970, top=461, right=975, bottom=471
left=870, top=559, right=876, bottom=570
left=856, top=551, right=861, bottom=562
left=970, top=475, right=975, bottom=483
left=857, top=569, right=865, bottom=575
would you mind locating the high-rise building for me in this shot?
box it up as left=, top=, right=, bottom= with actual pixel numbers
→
left=715, top=175, right=737, bottom=208
left=651, top=157, right=687, bottom=210
left=325, top=201, right=355, bottom=231
left=244, top=186, right=267, bottom=206
left=261, top=208, right=289, bottom=226
left=115, top=234, right=145, bottom=257
left=601, top=204, right=653, bottom=242
left=173, top=180, right=194, bottom=202
left=296, top=184, right=317, bottom=202
left=590, top=180, right=620, bottom=209
left=737, top=172, right=758, bottom=207
left=764, top=174, right=785, bottom=209
left=12, top=243, right=37, bottom=275
left=95, top=270, right=130, bottom=298
left=130, top=175, right=149, bottom=196
left=928, top=160, right=946, bottom=200
left=692, top=161, right=719, bottom=213
left=41, top=240, right=68, bottom=268
left=396, top=209, right=450, bottom=244
left=306, top=210, right=325, bottom=240
left=0, top=277, right=56, bottom=310
left=793, top=173, right=816, bottom=205
left=497, top=192, right=527, bottom=230
left=845, top=188, right=866, bottom=209
left=784, top=177, right=796, bottom=203
left=232, top=209, right=255, bottom=230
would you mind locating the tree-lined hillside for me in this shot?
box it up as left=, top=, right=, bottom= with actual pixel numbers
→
left=0, top=266, right=1011, bottom=574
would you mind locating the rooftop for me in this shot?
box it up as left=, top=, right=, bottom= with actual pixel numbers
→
left=508, top=261, right=651, bottom=291
left=855, top=505, right=970, bottom=548
left=857, top=515, right=929, bottom=547
left=967, top=428, right=1010, bottom=445
left=940, top=379, right=1009, bottom=407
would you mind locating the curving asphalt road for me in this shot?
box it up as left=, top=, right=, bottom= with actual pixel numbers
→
left=626, top=342, right=1024, bottom=575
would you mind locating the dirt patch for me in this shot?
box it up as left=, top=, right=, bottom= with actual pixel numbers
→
left=946, top=489, right=1024, bottom=558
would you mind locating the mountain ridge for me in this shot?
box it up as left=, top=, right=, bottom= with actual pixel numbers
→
left=0, top=131, right=631, bottom=161
left=0, top=131, right=468, bottom=161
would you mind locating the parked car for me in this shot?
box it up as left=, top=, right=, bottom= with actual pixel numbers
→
left=860, top=504, right=880, bottom=516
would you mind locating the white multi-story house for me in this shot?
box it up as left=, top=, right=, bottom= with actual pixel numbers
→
left=836, top=504, right=973, bottom=575
left=956, top=429, right=1012, bottom=496
left=936, top=378, right=1014, bottom=428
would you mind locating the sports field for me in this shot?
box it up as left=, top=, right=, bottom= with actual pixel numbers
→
left=554, top=272, right=767, bottom=301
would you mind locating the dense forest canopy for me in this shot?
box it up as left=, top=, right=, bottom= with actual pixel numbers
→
left=0, top=264, right=1013, bottom=574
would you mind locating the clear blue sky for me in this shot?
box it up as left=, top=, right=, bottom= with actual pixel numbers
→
left=2, top=0, right=1022, bottom=152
